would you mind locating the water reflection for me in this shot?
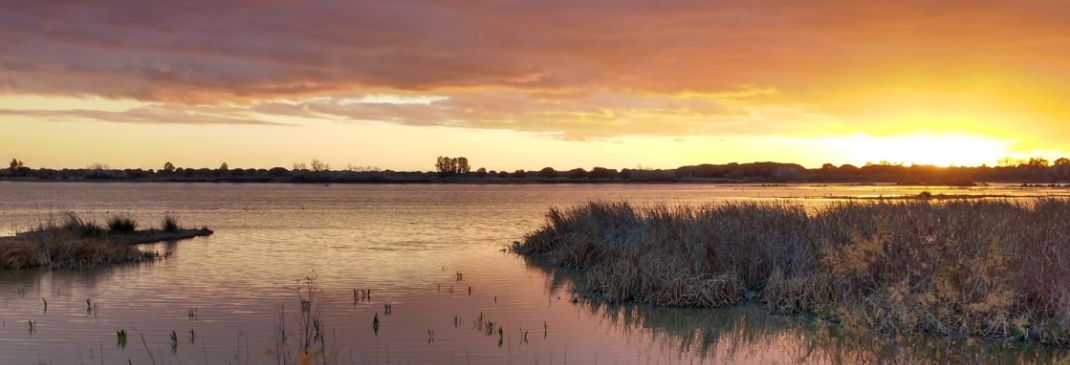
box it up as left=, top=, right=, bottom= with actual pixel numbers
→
left=536, top=264, right=1070, bottom=365
left=1, top=183, right=1069, bottom=364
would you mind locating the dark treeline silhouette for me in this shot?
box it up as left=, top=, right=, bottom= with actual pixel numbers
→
left=5, top=157, right=1070, bottom=185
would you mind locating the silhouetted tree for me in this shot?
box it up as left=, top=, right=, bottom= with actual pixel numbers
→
left=566, top=168, right=588, bottom=179
left=839, top=164, right=859, bottom=174
left=1053, top=158, right=1070, bottom=180
left=996, top=157, right=1021, bottom=167
left=589, top=167, right=618, bottom=179
left=538, top=167, right=558, bottom=179
left=456, top=157, right=470, bottom=174
left=1028, top=157, right=1050, bottom=168
left=435, top=156, right=448, bottom=174
left=9, top=158, right=23, bottom=172
left=435, top=156, right=471, bottom=175
left=268, top=167, right=289, bottom=177
left=475, top=167, right=487, bottom=177
left=162, top=161, right=176, bottom=173
left=310, top=159, right=329, bottom=172
left=219, top=162, right=229, bottom=171
left=346, top=164, right=380, bottom=172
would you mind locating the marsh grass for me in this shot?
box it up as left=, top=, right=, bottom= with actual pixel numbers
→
left=161, top=215, right=179, bottom=233
left=0, top=212, right=211, bottom=270
left=106, top=216, right=137, bottom=233
left=515, top=200, right=1070, bottom=346
left=273, top=275, right=336, bottom=365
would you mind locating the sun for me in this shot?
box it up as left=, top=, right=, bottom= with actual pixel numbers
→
left=839, top=133, right=1016, bottom=167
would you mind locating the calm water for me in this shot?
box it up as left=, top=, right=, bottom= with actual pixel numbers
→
left=0, top=182, right=1067, bottom=364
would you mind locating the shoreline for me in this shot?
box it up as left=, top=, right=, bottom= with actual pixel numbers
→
left=10, top=227, right=213, bottom=245
left=4, top=179, right=1070, bottom=188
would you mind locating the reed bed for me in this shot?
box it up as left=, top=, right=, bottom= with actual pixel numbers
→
left=514, top=199, right=1070, bottom=346
left=0, top=212, right=211, bottom=270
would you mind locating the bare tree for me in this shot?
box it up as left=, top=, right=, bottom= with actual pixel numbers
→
left=435, top=156, right=471, bottom=175
left=346, top=164, right=380, bottom=172
left=1028, top=157, right=1050, bottom=168
left=456, top=157, right=470, bottom=175
left=310, top=159, right=330, bottom=172
left=435, top=156, right=451, bottom=175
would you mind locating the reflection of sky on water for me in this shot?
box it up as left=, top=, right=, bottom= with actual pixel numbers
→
left=0, top=182, right=1066, bottom=364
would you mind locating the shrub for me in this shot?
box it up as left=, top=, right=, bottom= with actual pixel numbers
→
left=106, top=216, right=137, bottom=233
left=161, top=215, right=179, bottom=232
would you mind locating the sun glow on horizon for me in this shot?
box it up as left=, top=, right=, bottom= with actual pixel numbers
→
left=826, top=133, right=1019, bottom=167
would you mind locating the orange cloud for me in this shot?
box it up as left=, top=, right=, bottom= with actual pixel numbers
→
left=2, top=1, right=1070, bottom=143
left=2, top=1, right=1066, bottom=97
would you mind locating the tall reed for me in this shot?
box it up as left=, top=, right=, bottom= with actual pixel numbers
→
left=515, top=199, right=1070, bottom=346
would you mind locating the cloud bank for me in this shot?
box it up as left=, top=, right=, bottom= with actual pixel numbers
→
left=2, top=1, right=1069, bottom=138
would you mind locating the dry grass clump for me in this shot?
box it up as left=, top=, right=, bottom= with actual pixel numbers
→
left=0, top=215, right=155, bottom=270
left=161, top=214, right=179, bottom=233
left=107, top=216, right=137, bottom=233
left=0, top=240, right=41, bottom=270
left=515, top=199, right=1070, bottom=346
left=41, top=212, right=108, bottom=238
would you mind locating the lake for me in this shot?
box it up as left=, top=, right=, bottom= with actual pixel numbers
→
left=0, top=182, right=1067, bottom=364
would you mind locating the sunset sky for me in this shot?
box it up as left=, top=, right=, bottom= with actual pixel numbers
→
left=2, top=1, right=1070, bottom=171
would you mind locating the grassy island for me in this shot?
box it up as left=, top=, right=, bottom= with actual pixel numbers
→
left=515, top=199, right=1070, bottom=346
left=0, top=213, right=212, bottom=270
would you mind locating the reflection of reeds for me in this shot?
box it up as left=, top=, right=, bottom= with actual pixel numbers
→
left=169, top=330, right=178, bottom=353
left=516, top=200, right=1070, bottom=347
left=578, top=301, right=1069, bottom=364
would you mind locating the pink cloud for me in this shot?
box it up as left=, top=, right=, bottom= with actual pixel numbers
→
left=3, top=1, right=1066, bottom=101
left=2, top=1, right=1070, bottom=139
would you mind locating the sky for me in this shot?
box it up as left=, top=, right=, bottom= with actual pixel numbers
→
left=2, top=1, right=1070, bottom=171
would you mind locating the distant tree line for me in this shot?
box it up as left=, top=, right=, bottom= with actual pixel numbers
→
left=5, top=156, right=1070, bottom=185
